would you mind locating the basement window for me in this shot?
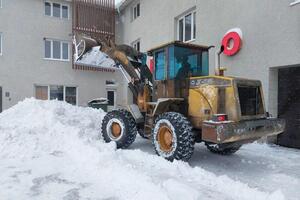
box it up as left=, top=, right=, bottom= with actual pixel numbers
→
left=35, top=85, right=77, bottom=105
left=155, top=50, right=166, bottom=80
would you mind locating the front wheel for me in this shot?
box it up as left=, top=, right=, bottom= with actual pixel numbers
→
left=101, top=110, right=137, bottom=149
left=205, top=143, right=241, bottom=155
left=152, top=112, right=194, bottom=161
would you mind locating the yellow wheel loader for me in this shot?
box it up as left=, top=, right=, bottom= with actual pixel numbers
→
left=100, top=40, right=285, bottom=161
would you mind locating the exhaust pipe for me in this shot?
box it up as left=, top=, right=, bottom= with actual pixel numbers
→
left=215, top=45, right=225, bottom=76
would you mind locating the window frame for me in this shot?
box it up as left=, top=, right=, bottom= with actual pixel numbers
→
left=44, top=39, right=70, bottom=61
left=177, top=11, right=196, bottom=43
left=44, top=1, right=69, bottom=19
left=35, top=85, right=78, bottom=105
left=132, top=2, right=140, bottom=21
left=132, top=39, right=141, bottom=52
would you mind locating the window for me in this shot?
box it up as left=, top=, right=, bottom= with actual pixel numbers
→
left=168, top=46, right=209, bottom=80
left=35, top=85, right=77, bottom=105
left=45, top=2, right=51, bottom=15
left=50, top=85, right=64, bottom=101
left=107, top=91, right=115, bottom=106
left=177, top=11, right=196, bottom=42
left=45, top=2, right=69, bottom=19
left=44, top=39, right=69, bottom=61
left=35, top=86, right=48, bottom=100
left=52, top=3, right=61, bottom=18
left=132, top=2, right=140, bottom=20
left=155, top=50, right=166, bottom=80
left=0, top=33, right=2, bottom=56
left=62, top=5, right=68, bottom=18
left=65, top=87, right=77, bottom=105
left=132, top=40, right=140, bottom=52
left=106, top=80, right=116, bottom=85
left=0, top=0, right=2, bottom=8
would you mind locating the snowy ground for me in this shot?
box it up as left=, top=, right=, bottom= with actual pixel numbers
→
left=0, top=99, right=299, bottom=200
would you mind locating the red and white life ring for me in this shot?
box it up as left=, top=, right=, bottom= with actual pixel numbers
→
left=222, top=28, right=243, bottom=56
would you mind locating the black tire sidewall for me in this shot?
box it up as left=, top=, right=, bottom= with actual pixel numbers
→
left=152, top=112, right=194, bottom=161
left=102, top=110, right=137, bottom=149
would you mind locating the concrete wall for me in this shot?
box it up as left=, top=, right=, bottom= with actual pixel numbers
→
left=116, top=0, right=300, bottom=116
left=0, top=0, right=127, bottom=110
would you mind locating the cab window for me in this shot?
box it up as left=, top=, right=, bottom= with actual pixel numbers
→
left=155, top=50, right=166, bottom=80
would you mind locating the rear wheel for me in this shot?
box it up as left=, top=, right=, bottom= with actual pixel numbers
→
left=205, top=143, right=241, bottom=155
left=101, top=110, right=137, bottom=149
left=152, top=112, right=194, bottom=161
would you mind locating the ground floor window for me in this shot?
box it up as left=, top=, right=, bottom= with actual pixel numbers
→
left=35, top=86, right=48, bottom=100
left=50, top=86, right=64, bottom=101
left=35, top=85, right=77, bottom=105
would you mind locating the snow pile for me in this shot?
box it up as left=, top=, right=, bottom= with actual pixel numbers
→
left=76, top=46, right=116, bottom=68
left=0, top=99, right=286, bottom=200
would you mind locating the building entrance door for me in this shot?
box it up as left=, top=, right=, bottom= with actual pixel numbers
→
left=278, top=66, right=300, bottom=149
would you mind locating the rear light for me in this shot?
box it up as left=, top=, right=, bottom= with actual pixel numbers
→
left=212, top=114, right=228, bottom=122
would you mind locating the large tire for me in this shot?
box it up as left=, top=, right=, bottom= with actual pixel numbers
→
left=205, top=143, right=241, bottom=155
left=152, top=112, right=194, bottom=161
left=101, top=110, right=137, bottom=149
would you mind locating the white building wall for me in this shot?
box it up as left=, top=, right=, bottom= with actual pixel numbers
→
left=0, top=0, right=127, bottom=110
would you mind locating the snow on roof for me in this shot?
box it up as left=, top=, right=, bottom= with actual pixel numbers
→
left=76, top=46, right=117, bottom=69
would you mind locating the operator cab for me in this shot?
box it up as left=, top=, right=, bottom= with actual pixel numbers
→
left=148, top=41, right=210, bottom=100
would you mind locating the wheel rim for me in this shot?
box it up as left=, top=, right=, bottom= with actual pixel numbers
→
left=158, top=125, right=173, bottom=152
left=111, top=122, right=121, bottom=138
left=106, top=119, right=124, bottom=141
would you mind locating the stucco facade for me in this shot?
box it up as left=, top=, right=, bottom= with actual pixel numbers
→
left=0, top=0, right=127, bottom=111
left=116, top=0, right=300, bottom=117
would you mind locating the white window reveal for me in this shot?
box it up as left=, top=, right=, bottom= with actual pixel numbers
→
left=132, top=2, right=140, bottom=20
left=35, top=85, right=77, bottom=105
left=45, top=2, right=69, bottom=19
left=44, top=39, right=69, bottom=61
left=0, top=33, right=2, bottom=56
left=132, top=39, right=140, bottom=52
left=177, top=11, right=196, bottom=42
